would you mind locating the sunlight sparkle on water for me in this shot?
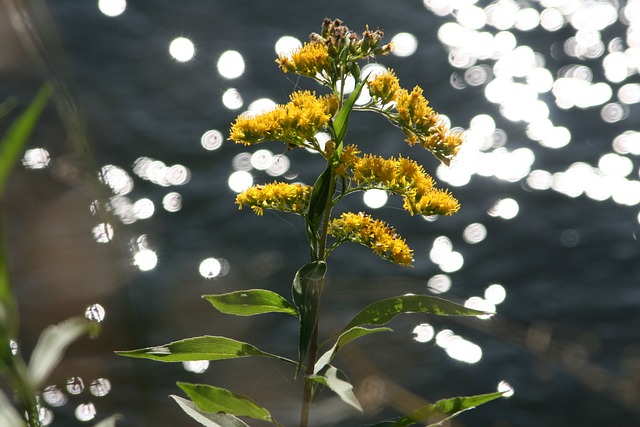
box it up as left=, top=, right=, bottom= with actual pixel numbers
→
left=363, top=189, right=388, bottom=209
left=275, top=36, right=302, bottom=56
left=498, top=380, right=515, bottom=397
left=163, top=192, right=182, bottom=212
left=391, top=32, right=418, bottom=57
left=92, top=223, right=113, bottom=243
left=100, top=165, right=133, bottom=195
left=222, top=88, right=244, bottom=110
left=217, top=50, right=245, bottom=79
left=98, top=0, right=126, bottom=17
left=463, top=222, right=487, bottom=244
left=201, top=129, right=224, bottom=151
left=85, top=303, right=106, bottom=322
left=465, top=296, right=496, bottom=319
left=413, top=323, right=435, bottom=343
left=427, top=273, right=452, bottom=294
left=42, top=385, right=67, bottom=407
left=485, top=284, right=507, bottom=304
left=169, top=37, right=195, bottom=62
left=183, top=360, right=210, bottom=373
left=488, top=198, right=519, bottom=219
left=75, top=402, right=96, bottom=422
left=199, top=258, right=222, bottom=279
left=133, top=198, right=155, bottom=220
left=89, top=378, right=111, bottom=397
left=228, top=171, right=253, bottom=193
left=436, top=329, right=483, bottom=363
left=22, top=148, right=50, bottom=169
left=133, top=249, right=158, bottom=271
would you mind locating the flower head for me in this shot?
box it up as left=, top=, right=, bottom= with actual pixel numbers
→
left=230, top=91, right=336, bottom=148
left=328, top=212, right=413, bottom=266
left=276, top=42, right=332, bottom=78
left=367, top=70, right=400, bottom=104
left=236, top=182, right=312, bottom=216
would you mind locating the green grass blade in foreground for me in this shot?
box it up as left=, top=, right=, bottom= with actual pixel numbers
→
left=380, top=391, right=506, bottom=427
left=177, top=383, right=283, bottom=427
left=0, top=83, right=53, bottom=196
left=315, top=326, right=392, bottom=373
left=115, top=336, right=295, bottom=365
left=171, top=395, right=249, bottom=427
left=203, top=289, right=298, bottom=317
left=308, top=365, right=362, bottom=412
left=345, top=295, right=489, bottom=331
left=0, top=387, right=24, bottom=427
left=291, top=261, right=326, bottom=375
left=28, top=317, right=100, bottom=389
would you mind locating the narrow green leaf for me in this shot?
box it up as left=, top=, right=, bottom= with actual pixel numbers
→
left=315, top=326, right=392, bottom=374
left=171, top=395, right=249, bottom=427
left=115, top=336, right=295, bottom=365
left=177, top=383, right=282, bottom=427
left=309, top=365, right=363, bottom=412
left=0, top=83, right=54, bottom=195
left=392, top=391, right=506, bottom=427
left=291, top=261, right=326, bottom=376
left=345, top=295, right=489, bottom=331
left=28, top=317, right=99, bottom=388
left=333, top=77, right=368, bottom=143
left=203, top=289, right=298, bottom=317
left=92, top=415, right=123, bottom=427
left=307, top=166, right=332, bottom=228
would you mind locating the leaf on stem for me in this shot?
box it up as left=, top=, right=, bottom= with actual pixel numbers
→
left=291, top=261, right=326, bottom=376
left=28, top=317, right=100, bottom=388
left=307, top=166, right=333, bottom=229
left=308, top=365, right=363, bottom=412
left=365, top=391, right=506, bottom=427
left=203, top=289, right=298, bottom=317
left=177, top=383, right=282, bottom=427
left=115, top=336, right=295, bottom=365
left=345, top=295, right=489, bottom=331
left=315, top=326, right=392, bottom=374
left=171, top=395, right=250, bottom=427
left=333, top=76, right=368, bottom=143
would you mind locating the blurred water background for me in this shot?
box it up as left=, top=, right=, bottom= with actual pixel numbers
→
left=2, top=0, right=640, bottom=426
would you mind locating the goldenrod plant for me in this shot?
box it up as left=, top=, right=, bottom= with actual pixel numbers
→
left=118, top=19, right=506, bottom=427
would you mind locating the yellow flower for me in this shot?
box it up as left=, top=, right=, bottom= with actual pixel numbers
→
left=403, top=188, right=460, bottom=216
left=367, top=70, right=400, bottom=104
left=276, top=42, right=331, bottom=78
left=236, top=182, right=312, bottom=216
left=391, top=86, right=464, bottom=165
left=229, top=91, right=334, bottom=148
left=328, top=212, right=413, bottom=266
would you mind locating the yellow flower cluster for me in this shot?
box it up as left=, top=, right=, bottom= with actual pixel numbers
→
left=235, top=182, right=312, bottom=216
left=276, top=42, right=332, bottom=78
left=367, top=69, right=400, bottom=104
left=338, top=145, right=460, bottom=216
left=328, top=212, right=413, bottom=266
left=229, top=91, right=337, bottom=147
left=366, top=71, right=465, bottom=165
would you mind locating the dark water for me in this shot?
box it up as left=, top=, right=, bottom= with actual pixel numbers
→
left=2, top=1, right=640, bottom=426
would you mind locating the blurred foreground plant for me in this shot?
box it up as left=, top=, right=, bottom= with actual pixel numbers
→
left=0, top=85, right=122, bottom=427
left=118, top=19, right=506, bottom=427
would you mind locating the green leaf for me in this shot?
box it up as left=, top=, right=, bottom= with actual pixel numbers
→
left=203, top=289, right=298, bottom=317
left=115, top=336, right=295, bottom=365
left=291, top=261, right=326, bottom=376
left=27, top=317, right=99, bottom=388
left=171, top=395, right=249, bottom=427
left=0, top=83, right=54, bottom=196
left=92, top=415, right=123, bottom=427
left=177, top=383, right=282, bottom=427
left=308, top=365, right=363, bottom=412
left=378, top=391, right=506, bottom=427
left=345, top=295, right=489, bottom=331
left=315, top=326, right=392, bottom=374
left=333, top=77, right=368, bottom=143
left=307, top=165, right=333, bottom=229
